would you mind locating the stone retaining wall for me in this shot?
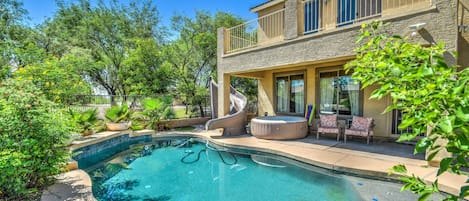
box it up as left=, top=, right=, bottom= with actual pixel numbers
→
left=161, top=117, right=211, bottom=128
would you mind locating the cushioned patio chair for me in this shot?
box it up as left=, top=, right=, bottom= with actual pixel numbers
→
left=344, top=116, right=374, bottom=144
left=317, top=114, right=340, bottom=141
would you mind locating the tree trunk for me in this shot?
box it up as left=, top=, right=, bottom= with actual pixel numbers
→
left=199, top=103, right=205, bottom=117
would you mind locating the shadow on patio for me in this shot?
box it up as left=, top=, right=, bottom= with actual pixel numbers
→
left=294, top=135, right=425, bottom=160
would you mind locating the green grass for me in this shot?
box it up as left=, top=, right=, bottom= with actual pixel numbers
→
left=173, top=108, right=191, bottom=119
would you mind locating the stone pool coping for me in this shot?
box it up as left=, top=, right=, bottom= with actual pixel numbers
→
left=42, top=129, right=468, bottom=200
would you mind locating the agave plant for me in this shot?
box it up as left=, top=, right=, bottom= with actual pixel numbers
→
left=69, top=108, right=99, bottom=135
left=105, top=103, right=131, bottom=123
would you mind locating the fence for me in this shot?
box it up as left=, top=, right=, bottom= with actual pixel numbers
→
left=60, top=94, right=212, bottom=120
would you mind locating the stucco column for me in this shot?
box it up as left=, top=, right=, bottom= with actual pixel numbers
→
left=284, top=0, right=299, bottom=40
left=216, top=27, right=230, bottom=117
left=217, top=73, right=231, bottom=117
left=257, top=74, right=275, bottom=116
left=217, top=27, right=225, bottom=58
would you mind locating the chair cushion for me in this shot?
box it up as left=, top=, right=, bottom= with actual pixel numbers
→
left=320, top=114, right=337, bottom=128
left=345, top=129, right=369, bottom=136
left=318, top=127, right=339, bottom=134
left=350, top=116, right=372, bottom=131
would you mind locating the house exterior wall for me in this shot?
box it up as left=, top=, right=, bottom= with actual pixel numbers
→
left=220, top=0, right=458, bottom=74
left=257, top=2, right=284, bottom=17
left=216, top=0, right=461, bottom=138
left=458, top=0, right=469, bottom=67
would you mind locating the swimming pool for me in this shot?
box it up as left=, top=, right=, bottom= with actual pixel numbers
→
left=74, top=137, right=438, bottom=201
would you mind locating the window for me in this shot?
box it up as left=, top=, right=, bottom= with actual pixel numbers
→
left=275, top=73, right=305, bottom=115
left=317, top=69, right=361, bottom=116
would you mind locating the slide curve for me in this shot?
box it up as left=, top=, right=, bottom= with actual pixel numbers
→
left=205, top=78, right=247, bottom=136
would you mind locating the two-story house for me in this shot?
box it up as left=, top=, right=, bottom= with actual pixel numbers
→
left=216, top=0, right=469, bottom=139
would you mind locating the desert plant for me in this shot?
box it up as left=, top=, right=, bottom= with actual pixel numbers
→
left=130, top=111, right=147, bottom=130
left=69, top=108, right=98, bottom=135
left=142, top=96, right=174, bottom=130
left=0, top=79, right=73, bottom=200
left=105, top=103, right=131, bottom=123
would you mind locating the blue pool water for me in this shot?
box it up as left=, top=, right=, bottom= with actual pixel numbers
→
left=81, top=139, right=363, bottom=201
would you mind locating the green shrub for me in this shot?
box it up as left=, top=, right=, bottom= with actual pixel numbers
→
left=142, top=96, right=173, bottom=130
left=130, top=111, right=147, bottom=130
left=105, top=103, right=130, bottom=123
left=0, top=79, right=73, bottom=200
left=346, top=21, right=469, bottom=200
left=69, top=108, right=98, bottom=135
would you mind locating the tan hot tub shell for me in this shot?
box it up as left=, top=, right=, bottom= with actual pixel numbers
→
left=250, top=116, right=308, bottom=140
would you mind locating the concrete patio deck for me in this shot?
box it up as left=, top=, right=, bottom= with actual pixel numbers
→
left=42, top=129, right=468, bottom=200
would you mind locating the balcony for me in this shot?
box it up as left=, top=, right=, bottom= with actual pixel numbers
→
left=224, top=9, right=285, bottom=54
left=224, top=0, right=432, bottom=54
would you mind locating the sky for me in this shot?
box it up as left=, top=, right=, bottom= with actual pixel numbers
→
left=22, top=0, right=266, bottom=27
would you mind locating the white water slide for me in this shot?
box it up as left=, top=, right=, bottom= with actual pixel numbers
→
left=205, top=78, right=247, bottom=136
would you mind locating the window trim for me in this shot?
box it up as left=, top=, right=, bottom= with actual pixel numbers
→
left=274, top=71, right=307, bottom=116
left=315, top=67, right=363, bottom=119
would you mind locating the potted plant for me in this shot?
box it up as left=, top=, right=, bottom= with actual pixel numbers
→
left=69, top=108, right=99, bottom=136
left=105, top=103, right=132, bottom=131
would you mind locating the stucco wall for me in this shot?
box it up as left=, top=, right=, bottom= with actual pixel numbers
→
left=218, top=0, right=458, bottom=74
left=161, top=117, right=211, bottom=128
left=458, top=1, right=469, bottom=67
left=257, top=2, right=284, bottom=17
left=363, top=85, right=392, bottom=137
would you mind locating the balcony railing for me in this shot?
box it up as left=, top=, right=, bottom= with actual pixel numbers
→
left=225, top=9, right=285, bottom=53
left=224, top=0, right=431, bottom=54
left=303, top=0, right=431, bottom=35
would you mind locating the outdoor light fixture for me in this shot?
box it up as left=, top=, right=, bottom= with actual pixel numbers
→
left=408, top=22, right=426, bottom=37
left=408, top=23, right=426, bottom=31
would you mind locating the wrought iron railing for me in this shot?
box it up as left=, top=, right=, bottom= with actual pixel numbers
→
left=59, top=94, right=212, bottom=119
left=303, top=0, right=431, bottom=34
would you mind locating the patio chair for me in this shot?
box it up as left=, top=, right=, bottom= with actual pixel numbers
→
left=344, top=116, right=374, bottom=144
left=317, top=114, right=340, bottom=141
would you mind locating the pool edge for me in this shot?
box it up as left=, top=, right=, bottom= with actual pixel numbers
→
left=43, top=130, right=466, bottom=201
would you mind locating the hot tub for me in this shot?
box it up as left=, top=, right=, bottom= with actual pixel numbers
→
left=250, top=116, right=308, bottom=140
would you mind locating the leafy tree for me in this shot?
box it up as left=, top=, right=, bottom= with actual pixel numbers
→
left=166, top=11, right=243, bottom=116
left=345, top=21, right=469, bottom=200
left=0, top=0, right=28, bottom=79
left=0, top=79, right=73, bottom=200
left=121, top=38, right=173, bottom=95
left=0, top=0, right=91, bottom=104
left=45, top=0, right=167, bottom=97
left=13, top=56, right=92, bottom=103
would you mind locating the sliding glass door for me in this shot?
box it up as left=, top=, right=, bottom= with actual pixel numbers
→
left=318, top=70, right=361, bottom=116
left=275, top=73, right=305, bottom=115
